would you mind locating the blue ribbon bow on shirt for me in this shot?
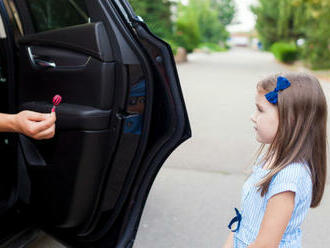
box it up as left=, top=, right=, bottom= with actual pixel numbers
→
left=265, top=76, right=291, bottom=104
left=228, top=208, right=242, bottom=232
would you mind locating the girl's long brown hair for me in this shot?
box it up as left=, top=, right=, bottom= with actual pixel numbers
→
left=254, top=72, right=327, bottom=208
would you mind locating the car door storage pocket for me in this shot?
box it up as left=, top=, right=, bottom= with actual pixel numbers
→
left=18, top=101, right=113, bottom=227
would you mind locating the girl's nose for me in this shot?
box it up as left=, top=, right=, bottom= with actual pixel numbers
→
left=250, top=112, right=256, bottom=123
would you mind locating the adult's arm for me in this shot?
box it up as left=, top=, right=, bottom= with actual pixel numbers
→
left=0, top=111, right=56, bottom=140
left=0, top=113, right=18, bottom=132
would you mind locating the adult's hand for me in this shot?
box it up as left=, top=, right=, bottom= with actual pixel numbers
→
left=14, top=110, right=56, bottom=140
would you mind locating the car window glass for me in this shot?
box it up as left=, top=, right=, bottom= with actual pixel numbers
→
left=3, top=0, right=24, bottom=37
left=25, top=0, right=89, bottom=32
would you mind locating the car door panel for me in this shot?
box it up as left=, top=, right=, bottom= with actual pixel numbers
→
left=19, top=101, right=112, bottom=130
left=19, top=22, right=112, bottom=61
left=18, top=127, right=112, bottom=227
left=27, top=46, right=92, bottom=69
left=13, top=18, right=122, bottom=229
left=16, top=19, right=119, bottom=230
left=18, top=27, right=117, bottom=110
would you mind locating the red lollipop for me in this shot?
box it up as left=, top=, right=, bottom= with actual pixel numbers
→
left=51, top=94, right=62, bottom=112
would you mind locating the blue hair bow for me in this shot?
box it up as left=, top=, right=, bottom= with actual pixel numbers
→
left=265, top=76, right=291, bottom=104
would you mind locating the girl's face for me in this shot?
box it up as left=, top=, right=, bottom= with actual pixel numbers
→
left=250, top=89, right=279, bottom=144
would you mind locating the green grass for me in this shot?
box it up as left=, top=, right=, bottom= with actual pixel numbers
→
left=198, top=42, right=227, bottom=52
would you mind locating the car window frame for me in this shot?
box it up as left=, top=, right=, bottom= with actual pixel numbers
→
left=12, top=0, right=35, bottom=35
left=13, top=0, right=90, bottom=36
left=25, top=0, right=89, bottom=33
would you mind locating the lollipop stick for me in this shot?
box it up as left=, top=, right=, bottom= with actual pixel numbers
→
left=51, top=95, right=62, bottom=113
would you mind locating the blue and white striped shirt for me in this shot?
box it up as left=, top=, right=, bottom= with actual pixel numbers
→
left=233, top=159, right=313, bottom=247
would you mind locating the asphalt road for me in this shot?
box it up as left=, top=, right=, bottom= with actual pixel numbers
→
left=28, top=48, right=330, bottom=248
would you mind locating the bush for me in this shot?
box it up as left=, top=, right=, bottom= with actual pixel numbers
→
left=174, top=17, right=201, bottom=53
left=198, top=42, right=227, bottom=52
left=164, top=39, right=179, bottom=55
left=303, top=39, right=330, bottom=70
left=271, top=42, right=299, bottom=63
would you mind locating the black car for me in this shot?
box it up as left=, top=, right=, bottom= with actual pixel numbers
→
left=0, top=0, right=191, bottom=247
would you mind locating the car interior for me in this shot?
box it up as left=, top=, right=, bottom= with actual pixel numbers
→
left=0, top=41, right=16, bottom=215
left=0, top=0, right=154, bottom=240
left=0, top=0, right=191, bottom=247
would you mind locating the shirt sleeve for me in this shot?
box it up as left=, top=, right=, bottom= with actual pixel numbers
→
left=265, top=163, right=307, bottom=202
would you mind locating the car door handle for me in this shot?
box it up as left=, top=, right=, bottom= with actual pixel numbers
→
left=27, top=46, right=56, bottom=69
left=34, top=58, right=56, bottom=68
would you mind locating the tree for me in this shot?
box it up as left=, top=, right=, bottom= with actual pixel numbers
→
left=174, top=0, right=232, bottom=51
left=252, top=0, right=330, bottom=68
left=174, top=1, right=201, bottom=52
left=251, top=0, right=305, bottom=49
left=128, top=0, right=235, bottom=53
left=300, top=0, right=330, bottom=69
left=211, top=0, right=236, bottom=26
left=251, top=0, right=281, bottom=49
left=128, top=0, right=173, bottom=39
left=192, top=0, right=229, bottom=43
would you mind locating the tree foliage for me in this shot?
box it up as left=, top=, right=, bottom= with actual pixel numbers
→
left=252, top=0, right=330, bottom=69
left=300, top=0, right=330, bottom=69
left=174, top=0, right=233, bottom=51
left=251, top=0, right=304, bottom=49
left=128, top=0, right=173, bottom=39
left=128, top=0, right=235, bottom=53
left=195, top=0, right=229, bottom=43
left=211, top=0, right=236, bottom=26
left=174, top=4, right=201, bottom=53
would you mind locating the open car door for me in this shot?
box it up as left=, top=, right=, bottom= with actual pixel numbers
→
left=0, top=0, right=191, bottom=247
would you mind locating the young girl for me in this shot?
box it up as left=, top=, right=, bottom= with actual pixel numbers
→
left=223, top=72, right=327, bottom=247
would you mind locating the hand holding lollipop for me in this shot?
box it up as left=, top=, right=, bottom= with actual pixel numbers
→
left=52, top=94, right=62, bottom=112
left=12, top=95, right=60, bottom=139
